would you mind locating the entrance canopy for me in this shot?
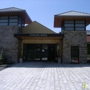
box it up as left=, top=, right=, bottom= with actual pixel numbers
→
left=14, top=34, right=64, bottom=40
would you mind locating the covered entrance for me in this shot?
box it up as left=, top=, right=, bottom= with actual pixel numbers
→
left=23, top=44, right=57, bottom=62
left=14, top=33, right=64, bottom=63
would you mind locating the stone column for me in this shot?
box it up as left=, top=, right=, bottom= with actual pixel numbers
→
left=62, top=31, right=87, bottom=63
left=0, top=26, right=21, bottom=63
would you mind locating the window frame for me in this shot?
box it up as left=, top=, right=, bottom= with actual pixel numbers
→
left=0, top=15, right=25, bottom=27
left=71, top=46, right=79, bottom=64
left=63, top=20, right=86, bottom=31
left=87, top=43, right=90, bottom=55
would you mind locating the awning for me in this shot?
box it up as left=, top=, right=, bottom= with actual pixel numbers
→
left=14, top=33, right=64, bottom=40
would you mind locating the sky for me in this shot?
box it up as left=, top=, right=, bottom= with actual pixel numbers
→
left=0, top=0, right=90, bottom=33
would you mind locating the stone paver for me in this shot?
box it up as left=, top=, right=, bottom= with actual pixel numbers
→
left=0, top=62, right=90, bottom=90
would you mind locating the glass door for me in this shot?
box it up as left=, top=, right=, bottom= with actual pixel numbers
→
left=41, top=45, right=48, bottom=61
left=34, top=44, right=41, bottom=60
left=71, top=46, right=79, bottom=63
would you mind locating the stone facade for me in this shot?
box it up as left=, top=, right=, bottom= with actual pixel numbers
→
left=62, top=31, right=87, bottom=63
left=0, top=26, right=21, bottom=63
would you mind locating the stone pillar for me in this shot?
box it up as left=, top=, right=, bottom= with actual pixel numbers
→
left=0, top=26, right=21, bottom=63
left=62, top=31, right=87, bottom=63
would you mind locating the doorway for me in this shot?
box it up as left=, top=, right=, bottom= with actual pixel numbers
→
left=48, top=44, right=56, bottom=61
left=71, top=46, right=79, bottom=63
left=23, top=44, right=57, bottom=62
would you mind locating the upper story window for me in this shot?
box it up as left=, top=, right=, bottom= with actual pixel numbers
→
left=0, top=16, right=8, bottom=26
left=0, top=16, right=25, bottom=27
left=63, top=20, right=86, bottom=31
left=75, top=20, right=85, bottom=30
left=9, top=16, right=18, bottom=22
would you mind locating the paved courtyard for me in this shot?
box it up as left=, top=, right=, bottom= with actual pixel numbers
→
left=0, top=62, right=90, bottom=90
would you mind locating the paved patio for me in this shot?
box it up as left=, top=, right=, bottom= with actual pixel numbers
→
left=0, top=62, right=90, bottom=90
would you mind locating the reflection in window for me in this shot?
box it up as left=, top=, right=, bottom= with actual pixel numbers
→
left=9, top=23, right=17, bottom=26
left=75, top=20, right=84, bottom=23
left=42, top=45, right=48, bottom=60
left=64, top=24, right=74, bottom=27
left=34, top=45, right=40, bottom=60
left=75, top=28, right=85, bottom=30
left=87, top=44, right=90, bottom=54
left=75, top=24, right=85, bottom=27
left=63, top=20, right=86, bottom=31
left=10, top=16, right=18, bottom=19
left=0, top=16, right=8, bottom=19
left=64, top=20, right=74, bottom=23
left=0, top=23, right=8, bottom=26
left=0, top=19, right=8, bottom=22
left=9, top=19, right=18, bottom=22
left=65, top=27, right=74, bottom=30
left=27, top=44, right=34, bottom=60
left=0, top=16, right=25, bottom=26
left=71, top=46, right=79, bottom=63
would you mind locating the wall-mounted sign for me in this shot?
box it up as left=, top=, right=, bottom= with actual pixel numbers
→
left=29, top=34, right=47, bottom=36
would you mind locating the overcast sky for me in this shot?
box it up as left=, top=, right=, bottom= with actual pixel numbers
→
left=0, top=0, right=90, bottom=33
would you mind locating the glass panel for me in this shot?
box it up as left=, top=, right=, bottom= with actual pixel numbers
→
left=87, top=44, right=90, bottom=54
left=64, top=24, right=74, bottom=27
left=18, top=24, right=22, bottom=27
left=23, top=44, right=28, bottom=60
left=19, top=20, right=22, bottom=24
left=75, top=20, right=84, bottom=23
left=42, top=45, right=48, bottom=60
left=71, top=46, right=79, bottom=63
left=0, top=23, right=8, bottom=26
left=0, top=19, right=8, bottom=22
left=27, top=45, right=34, bottom=60
left=75, top=24, right=85, bottom=27
left=65, top=27, right=74, bottom=30
left=34, top=45, right=40, bottom=60
left=0, top=16, right=8, bottom=19
left=10, top=16, right=17, bottom=18
left=9, top=19, right=18, bottom=22
left=71, top=57, right=79, bottom=63
left=64, top=20, right=74, bottom=23
left=75, top=28, right=85, bottom=30
left=9, top=22, right=18, bottom=26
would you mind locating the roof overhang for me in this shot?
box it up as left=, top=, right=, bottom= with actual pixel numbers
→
left=14, top=33, right=64, bottom=40
left=0, top=11, right=32, bottom=24
left=54, top=15, right=90, bottom=27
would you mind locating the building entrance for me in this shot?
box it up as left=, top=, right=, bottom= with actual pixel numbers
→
left=23, top=44, right=58, bottom=62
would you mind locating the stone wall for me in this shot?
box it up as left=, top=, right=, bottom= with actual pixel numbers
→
left=62, top=31, right=87, bottom=63
left=0, top=26, right=21, bottom=63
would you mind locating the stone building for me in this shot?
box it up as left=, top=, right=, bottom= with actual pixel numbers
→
left=0, top=7, right=90, bottom=63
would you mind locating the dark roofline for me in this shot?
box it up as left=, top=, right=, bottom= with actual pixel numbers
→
left=55, top=15, right=90, bottom=17
left=14, top=33, right=64, bottom=37
left=55, top=10, right=90, bottom=17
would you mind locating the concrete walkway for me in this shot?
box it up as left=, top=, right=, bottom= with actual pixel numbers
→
left=0, top=62, right=90, bottom=90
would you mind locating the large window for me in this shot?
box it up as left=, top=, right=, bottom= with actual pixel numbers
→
left=75, top=20, right=85, bottom=30
left=0, top=16, right=8, bottom=26
left=87, top=44, right=90, bottom=54
left=64, top=20, right=74, bottom=30
left=0, top=16, right=25, bottom=27
left=63, top=20, right=86, bottom=31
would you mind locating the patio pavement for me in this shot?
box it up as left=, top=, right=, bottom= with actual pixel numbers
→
left=0, top=62, right=90, bottom=90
